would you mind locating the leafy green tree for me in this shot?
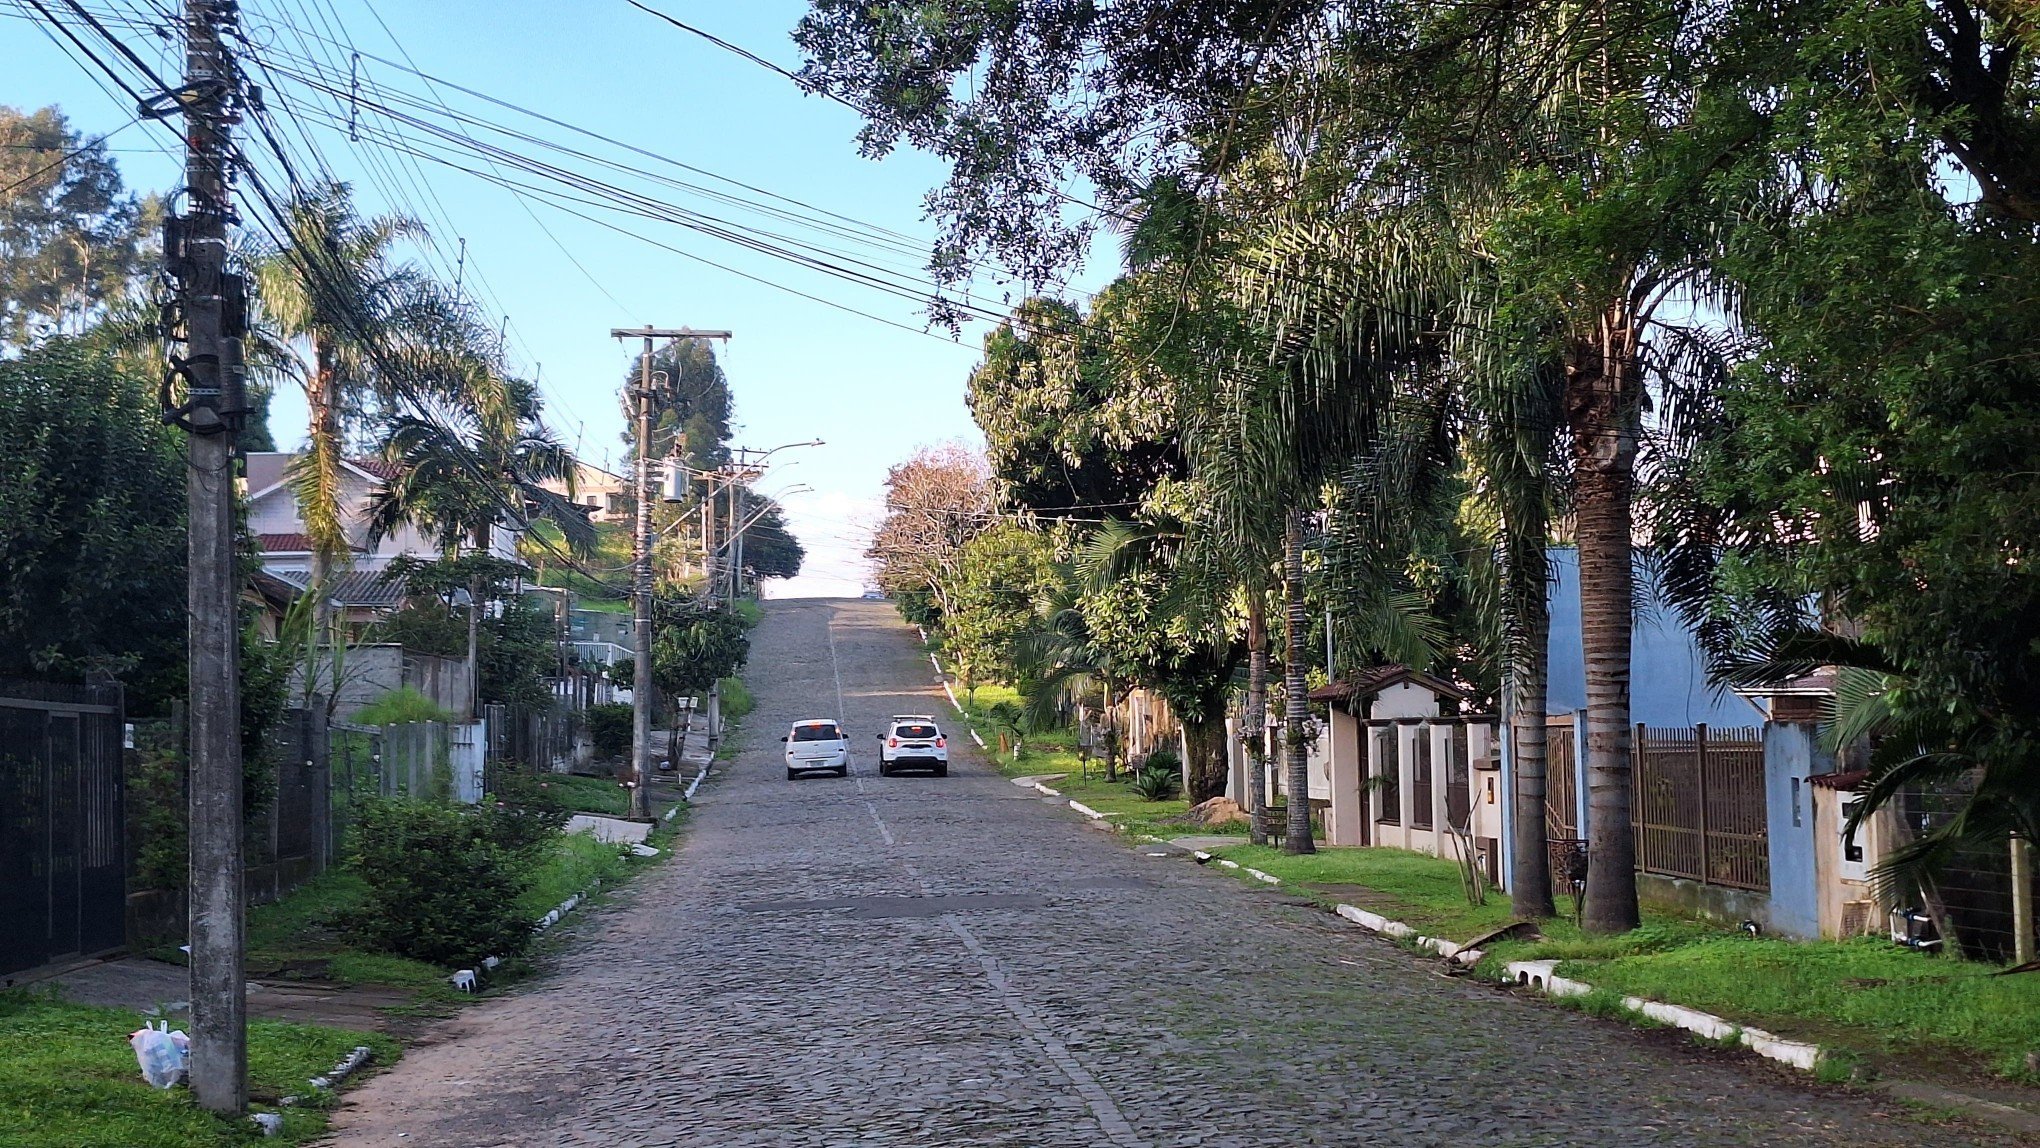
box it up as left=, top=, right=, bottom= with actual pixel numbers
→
left=649, top=592, right=750, bottom=764
left=0, top=105, right=148, bottom=344
left=967, top=291, right=1182, bottom=519
left=0, top=338, right=183, bottom=706
left=735, top=492, right=804, bottom=584
left=936, top=523, right=1059, bottom=699
left=1658, top=2, right=2040, bottom=939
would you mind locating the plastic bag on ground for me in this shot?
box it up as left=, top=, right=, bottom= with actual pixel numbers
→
left=130, top=1021, right=190, bottom=1088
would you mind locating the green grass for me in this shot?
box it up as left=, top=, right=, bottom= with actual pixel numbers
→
left=1558, top=936, right=2040, bottom=1080
left=519, top=831, right=634, bottom=919
left=1207, top=841, right=2040, bottom=1085
left=348, top=686, right=454, bottom=727
left=1206, top=843, right=1556, bottom=941
left=245, top=826, right=644, bottom=993
left=733, top=597, right=762, bottom=626
left=0, top=992, right=400, bottom=1146
left=718, top=676, right=755, bottom=719
left=540, top=773, right=632, bottom=816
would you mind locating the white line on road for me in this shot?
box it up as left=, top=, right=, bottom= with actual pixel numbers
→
left=941, top=915, right=1152, bottom=1148
left=863, top=800, right=895, bottom=846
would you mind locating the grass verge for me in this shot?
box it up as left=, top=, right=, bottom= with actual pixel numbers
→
left=540, top=773, right=631, bottom=816
left=950, top=685, right=1209, bottom=839
left=1206, top=841, right=2040, bottom=1085
left=0, top=991, right=401, bottom=1147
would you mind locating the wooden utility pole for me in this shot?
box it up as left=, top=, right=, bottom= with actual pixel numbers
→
left=611, top=327, right=728, bottom=819
left=171, top=0, right=249, bottom=1115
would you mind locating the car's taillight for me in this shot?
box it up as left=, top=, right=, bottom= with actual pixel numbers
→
left=888, top=737, right=898, bottom=747
left=936, top=737, right=946, bottom=748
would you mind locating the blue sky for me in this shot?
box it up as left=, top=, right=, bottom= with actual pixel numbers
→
left=3, top=1, right=1110, bottom=596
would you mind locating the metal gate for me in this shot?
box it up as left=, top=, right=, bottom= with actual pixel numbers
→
left=0, top=681, right=125, bottom=978
left=449, top=721, right=484, bottom=804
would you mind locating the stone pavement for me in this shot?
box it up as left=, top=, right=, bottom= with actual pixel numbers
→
left=322, top=599, right=2016, bottom=1146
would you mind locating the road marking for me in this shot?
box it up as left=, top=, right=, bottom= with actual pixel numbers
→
left=822, top=603, right=850, bottom=729
left=863, top=800, right=895, bottom=846
left=941, top=915, right=1151, bottom=1148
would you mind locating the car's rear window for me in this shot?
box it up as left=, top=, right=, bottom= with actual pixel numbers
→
left=792, top=723, right=841, bottom=741
left=894, top=724, right=938, bottom=739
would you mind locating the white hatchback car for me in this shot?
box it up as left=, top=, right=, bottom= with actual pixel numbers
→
left=876, top=715, right=948, bottom=777
left=782, top=719, right=849, bottom=779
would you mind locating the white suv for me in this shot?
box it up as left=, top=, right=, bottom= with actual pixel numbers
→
left=876, top=715, right=948, bottom=777
left=782, top=719, right=849, bottom=779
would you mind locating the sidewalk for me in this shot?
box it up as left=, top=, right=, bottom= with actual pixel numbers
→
left=39, top=955, right=411, bottom=1033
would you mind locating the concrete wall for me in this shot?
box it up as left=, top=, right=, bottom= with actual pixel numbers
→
left=317, top=644, right=472, bottom=721
left=1763, top=722, right=1826, bottom=938
left=403, top=651, right=473, bottom=718
left=1545, top=549, right=1764, bottom=726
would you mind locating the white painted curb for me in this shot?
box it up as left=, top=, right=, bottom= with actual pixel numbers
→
left=279, top=1043, right=375, bottom=1108
left=678, top=760, right=710, bottom=806
left=969, top=728, right=986, bottom=748
left=1501, top=960, right=1822, bottom=1071
left=1184, top=848, right=1828, bottom=1076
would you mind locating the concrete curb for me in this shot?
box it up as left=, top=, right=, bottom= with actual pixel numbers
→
left=1187, top=850, right=1832, bottom=1078
left=1020, top=777, right=1116, bottom=823
left=677, top=760, right=710, bottom=807
left=278, top=1043, right=375, bottom=1109
left=1500, top=959, right=1822, bottom=1071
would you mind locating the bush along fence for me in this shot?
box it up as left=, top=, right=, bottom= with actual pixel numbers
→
left=115, top=697, right=588, bottom=959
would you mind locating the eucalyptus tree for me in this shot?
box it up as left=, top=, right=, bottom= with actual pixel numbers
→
left=0, top=105, right=148, bottom=344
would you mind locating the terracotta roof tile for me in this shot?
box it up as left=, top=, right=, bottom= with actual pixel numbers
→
left=1308, top=664, right=1467, bottom=704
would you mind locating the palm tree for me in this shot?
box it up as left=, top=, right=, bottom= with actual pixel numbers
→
left=252, top=183, right=465, bottom=627
left=367, top=376, right=591, bottom=718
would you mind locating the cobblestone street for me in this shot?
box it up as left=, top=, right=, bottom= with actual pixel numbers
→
left=325, top=599, right=2009, bottom=1147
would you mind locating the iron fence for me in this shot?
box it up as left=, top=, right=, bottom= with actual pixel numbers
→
left=1546, top=724, right=1578, bottom=839
left=484, top=703, right=575, bottom=773
left=0, top=680, right=125, bottom=977
left=1632, top=724, right=1769, bottom=892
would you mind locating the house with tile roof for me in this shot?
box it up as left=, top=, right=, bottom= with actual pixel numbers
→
left=244, top=451, right=524, bottom=600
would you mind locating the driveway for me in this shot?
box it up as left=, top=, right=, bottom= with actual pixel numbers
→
left=324, top=598, right=2007, bottom=1146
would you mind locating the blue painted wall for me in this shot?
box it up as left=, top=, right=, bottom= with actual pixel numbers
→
left=1545, top=549, right=1764, bottom=727
left=1762, top=723, right=1828, bottom=938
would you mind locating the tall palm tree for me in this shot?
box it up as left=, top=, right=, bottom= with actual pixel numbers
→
left=252, top=182, right=472, bottom=625
left=367, top=376, right=592, bottom=717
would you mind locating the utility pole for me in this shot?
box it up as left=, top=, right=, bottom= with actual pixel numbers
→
left=611, top=326, right=728, bottom=819
left=168, top=0, right=249, bottom=1116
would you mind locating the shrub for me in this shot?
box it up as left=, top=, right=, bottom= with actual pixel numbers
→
left=353, top=686, right=455, bottom=727
left=345, top=797, right=539, bottom=966
left=586, top=703, right=633, bottom=759
left=1131, top=765, right=1182, bottom=802
left=1140, top=746, right=1182, bottom=774
left=484, top=768, right=573, bottom=855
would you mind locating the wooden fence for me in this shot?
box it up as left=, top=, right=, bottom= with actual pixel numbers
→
left=1546, top=724, right=1578, bottom=839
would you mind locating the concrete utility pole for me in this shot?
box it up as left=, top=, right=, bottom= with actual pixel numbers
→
left=611, top=326, right=728, bottom=819
left=171, top=0, right=249, bottom=1115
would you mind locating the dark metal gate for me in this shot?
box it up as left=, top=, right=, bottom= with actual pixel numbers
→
left=0, top=681, right=125, bottom=978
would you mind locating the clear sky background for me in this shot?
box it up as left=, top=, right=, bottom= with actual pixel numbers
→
left=2, top=1, right=1110, bottom=597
